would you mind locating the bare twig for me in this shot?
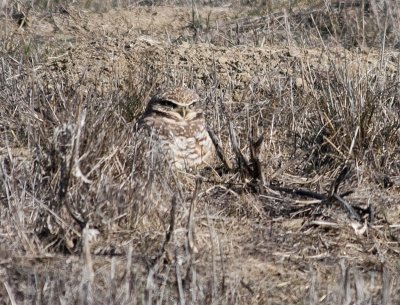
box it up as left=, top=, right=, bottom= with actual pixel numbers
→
left=229, top=122, right=251, bottom=175
left=208, top=128, right=232, bottom=171
left=187, top=178, right=201, bottom=255
left=3, top=282, right=17, bottom=305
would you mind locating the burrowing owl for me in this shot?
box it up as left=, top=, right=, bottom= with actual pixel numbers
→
left=126, top=87, right=215, bottom=225
left=135, top=87, right=215, bottom=170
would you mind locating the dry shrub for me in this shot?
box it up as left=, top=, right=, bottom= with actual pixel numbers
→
left=294, top=61, right=400, bottom=178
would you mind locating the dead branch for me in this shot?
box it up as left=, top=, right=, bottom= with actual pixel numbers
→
left=208, top=128, right=232, bottom=171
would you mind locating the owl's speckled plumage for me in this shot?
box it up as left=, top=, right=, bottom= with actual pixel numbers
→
left=136, top=87, right=215, bottom=170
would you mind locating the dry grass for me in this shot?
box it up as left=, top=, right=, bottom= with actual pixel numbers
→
left=0, top=0, right=400, bottom=304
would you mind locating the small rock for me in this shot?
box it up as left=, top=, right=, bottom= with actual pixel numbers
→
left=295, top=77, right=308, bottom=91
left=288, top=48, right=301, bottom=58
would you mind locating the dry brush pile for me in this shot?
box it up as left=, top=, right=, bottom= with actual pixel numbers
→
left=0, top=1, right=400, bottom=304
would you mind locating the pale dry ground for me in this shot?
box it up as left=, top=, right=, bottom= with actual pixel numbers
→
left=1, top=2, right=400, bottom=305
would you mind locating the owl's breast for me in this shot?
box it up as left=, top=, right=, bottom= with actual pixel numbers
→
left=138, top=115, right=215, bottom=170
left=163, top=124, right=214, bottom=170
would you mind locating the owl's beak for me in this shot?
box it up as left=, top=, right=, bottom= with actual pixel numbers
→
left=180, top=107, right=187, bottom=118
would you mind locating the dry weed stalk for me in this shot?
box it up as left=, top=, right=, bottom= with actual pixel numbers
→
left=79, top=226, right=95, bottom=305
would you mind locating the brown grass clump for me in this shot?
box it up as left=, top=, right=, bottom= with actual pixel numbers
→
left=0, top=1, right=399, bottom=304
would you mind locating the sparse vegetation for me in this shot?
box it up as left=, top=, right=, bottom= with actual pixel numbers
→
left=0, top=0, right=399, bottom=304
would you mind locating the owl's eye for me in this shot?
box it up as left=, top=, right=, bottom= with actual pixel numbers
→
left=159, top=100, right=178, bottom=108
left=188, top=103, right=196, bottom=109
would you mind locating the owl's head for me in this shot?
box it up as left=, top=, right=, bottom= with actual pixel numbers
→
left=147, top=87, right=202, bottom=121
